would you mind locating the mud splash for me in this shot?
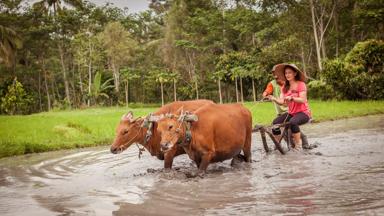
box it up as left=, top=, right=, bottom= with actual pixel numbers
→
left=1, top=115, right=384, bottom=215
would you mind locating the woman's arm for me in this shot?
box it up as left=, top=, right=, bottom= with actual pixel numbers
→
left=285, top=82, right=307, bottom=104
left=268, top=93, right=286, bottom=106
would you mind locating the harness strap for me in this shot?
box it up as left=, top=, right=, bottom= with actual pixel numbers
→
left=136, top=143, right=146, bottom=159
left=144, top=122, right=153, bottom=145
left=176, top=121, right=192, bottom=147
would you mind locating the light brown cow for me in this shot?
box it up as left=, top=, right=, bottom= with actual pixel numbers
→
left=110, top=100, right=214, bottom=169
left=156, top=103, right=252, bottom=175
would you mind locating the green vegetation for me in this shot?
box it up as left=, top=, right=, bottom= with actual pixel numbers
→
left=1, top=100, right=384, bottom=158
left=1, top=0, right=384, bottom=158
left=0, top=107, right=156, bottom=158
left=1, top=1, right=384, bottom=114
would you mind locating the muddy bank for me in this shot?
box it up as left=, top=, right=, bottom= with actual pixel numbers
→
left=1, top=115, right=384, bottom=215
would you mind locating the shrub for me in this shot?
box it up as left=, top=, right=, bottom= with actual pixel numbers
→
left=321, top=40, right=384, bottom=100
left=307, top=80, right=337, bottom=100
left=0, top=78, right=33, bottom=115
left=345, top=39, right=384, bottom=74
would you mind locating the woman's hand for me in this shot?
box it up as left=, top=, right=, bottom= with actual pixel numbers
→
left=284, top=96, right=293, bottom=103
left=267, top=95, right=275, bottom=101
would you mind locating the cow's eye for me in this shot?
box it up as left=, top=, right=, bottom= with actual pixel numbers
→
left=123, top=129, right=128, bottom=134
left=168, top=125, right=173, bottom=130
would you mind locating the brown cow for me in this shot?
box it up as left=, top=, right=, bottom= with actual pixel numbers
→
left=110, top=100, right=214, bottom=169
left=156, top=103, right=252, bottom=176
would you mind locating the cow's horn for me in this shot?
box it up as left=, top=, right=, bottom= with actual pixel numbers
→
left=148, top=114, right=163, bottom=122
left=121, top=111, right=133, bottom=121
left=184, top=114, right=198, bottom=122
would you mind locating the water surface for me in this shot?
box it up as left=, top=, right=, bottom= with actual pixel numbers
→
left=1, top=115, right=384, bottom=215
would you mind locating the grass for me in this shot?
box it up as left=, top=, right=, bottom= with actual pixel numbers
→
left=1, top=100, right=384, bottom=158
left=245, top=100, right=384, bottom=124
left=0, top=107, right=156, bottom=158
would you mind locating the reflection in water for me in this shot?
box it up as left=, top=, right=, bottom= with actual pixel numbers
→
left=0, top=115, right=384, bottom=215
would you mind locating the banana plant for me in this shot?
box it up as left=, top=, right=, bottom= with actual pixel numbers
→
left=88, top=71, right=113, bottom=105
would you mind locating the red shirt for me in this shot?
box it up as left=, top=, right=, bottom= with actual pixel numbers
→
left=283, top=81, right=311, bottom=117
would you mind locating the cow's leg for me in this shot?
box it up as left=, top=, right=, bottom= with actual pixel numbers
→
left=231, top=154, right=245, bottom=166
left=163, top=148, right=177, bottom=169
left=197, top=152, right=213, bottom=176
left=243, top=129, right=252, bottom=162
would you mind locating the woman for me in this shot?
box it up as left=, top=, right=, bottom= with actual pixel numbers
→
left=268, top=63, right=311, bottom=151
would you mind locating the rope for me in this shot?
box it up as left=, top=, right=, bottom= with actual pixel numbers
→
left=119, top=126, right=146, bottom=159
left=136, top=143, right=146, bottom=159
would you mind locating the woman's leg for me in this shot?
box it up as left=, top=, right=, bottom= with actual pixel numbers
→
left=272, top=112, right=291, bottom=142
left=289, top=112, right=310, bottom=150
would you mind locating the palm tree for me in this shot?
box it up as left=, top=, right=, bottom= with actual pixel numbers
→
left=33, top=0, right=83, bottom=106
left=0, top=25, right=22, bottom=68
left=150, top=69, right=172, bottom=106
left=121, top=67, right=140, bottom=107
left=33, top=0, right=83, bottom=16
left=169, top=72, right=180, bottom=101
left=210, top=70, right=226, bottom=104
left=231, top=66, right=247, bottom=103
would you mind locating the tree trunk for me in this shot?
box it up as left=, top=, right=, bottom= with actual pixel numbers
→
left=42, top=58, right=51, bottom=111
left=78, top=65, right=85, bottom=106
left=235, top=77, right=239, bottom=103
left=252, top=79, right=256, bottom=102
left=319, top=17, right=327, bottom=59
left=111, top=60, right=120, bottom=93
left=50, top=76, right=56, bottom=104
left=240, top=77, right=244, bottom=103
left=87, top=67, right=92, bottom=106
left=218, top=79, right=223, bottom=104
left=125, top=80, right=129, bottom=107
left=160, top=81, right=164, bottom=106
left=221, top=0, right=226, bottom=53
left=310, top=0, right=322, bottom=71
left=334, top=8, right=339, bottom=57
left=195, top=79, right=199, bottom=100
left=71, top=63, right=77, bottom=107
left=173, top=79, right=177, bottom=101
left=301, top=46, right=306, bottom=74
left=58, top=43, right=71, bottom=105
left=88, top=40, right=93, bottom=107
left=38, top=69, right=42, bottom=111
left=53, top=78, right=60, bottom=101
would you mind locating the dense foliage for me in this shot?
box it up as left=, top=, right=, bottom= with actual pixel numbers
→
left=0, top=0, right=383, bottom=114
left=319, top=40, right=384, bottom=100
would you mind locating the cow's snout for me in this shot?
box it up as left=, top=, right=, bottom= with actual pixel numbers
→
left=160, top=142, right=171, bottom=151
left=110, top=146, right=119, bottom=154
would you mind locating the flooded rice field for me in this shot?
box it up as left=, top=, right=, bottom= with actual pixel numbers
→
left=1, top=115, right=384, bottom=215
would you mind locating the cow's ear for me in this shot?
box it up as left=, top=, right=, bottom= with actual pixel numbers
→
left=121, top=111, right=134, bottom=121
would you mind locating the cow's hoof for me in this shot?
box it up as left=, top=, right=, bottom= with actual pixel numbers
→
left=147, top=168, right=156, bottom=173
left=185, top=171, right=197, bottom=178
left=185, top=170, right=205, bottom=178
left=197, top=172, right=205, bottom=178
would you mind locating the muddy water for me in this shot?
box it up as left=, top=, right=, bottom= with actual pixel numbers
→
left=1, top=115, right=384, bottom=216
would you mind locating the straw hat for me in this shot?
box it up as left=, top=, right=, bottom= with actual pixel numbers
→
left=272, top=63, right=307, bottom=82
